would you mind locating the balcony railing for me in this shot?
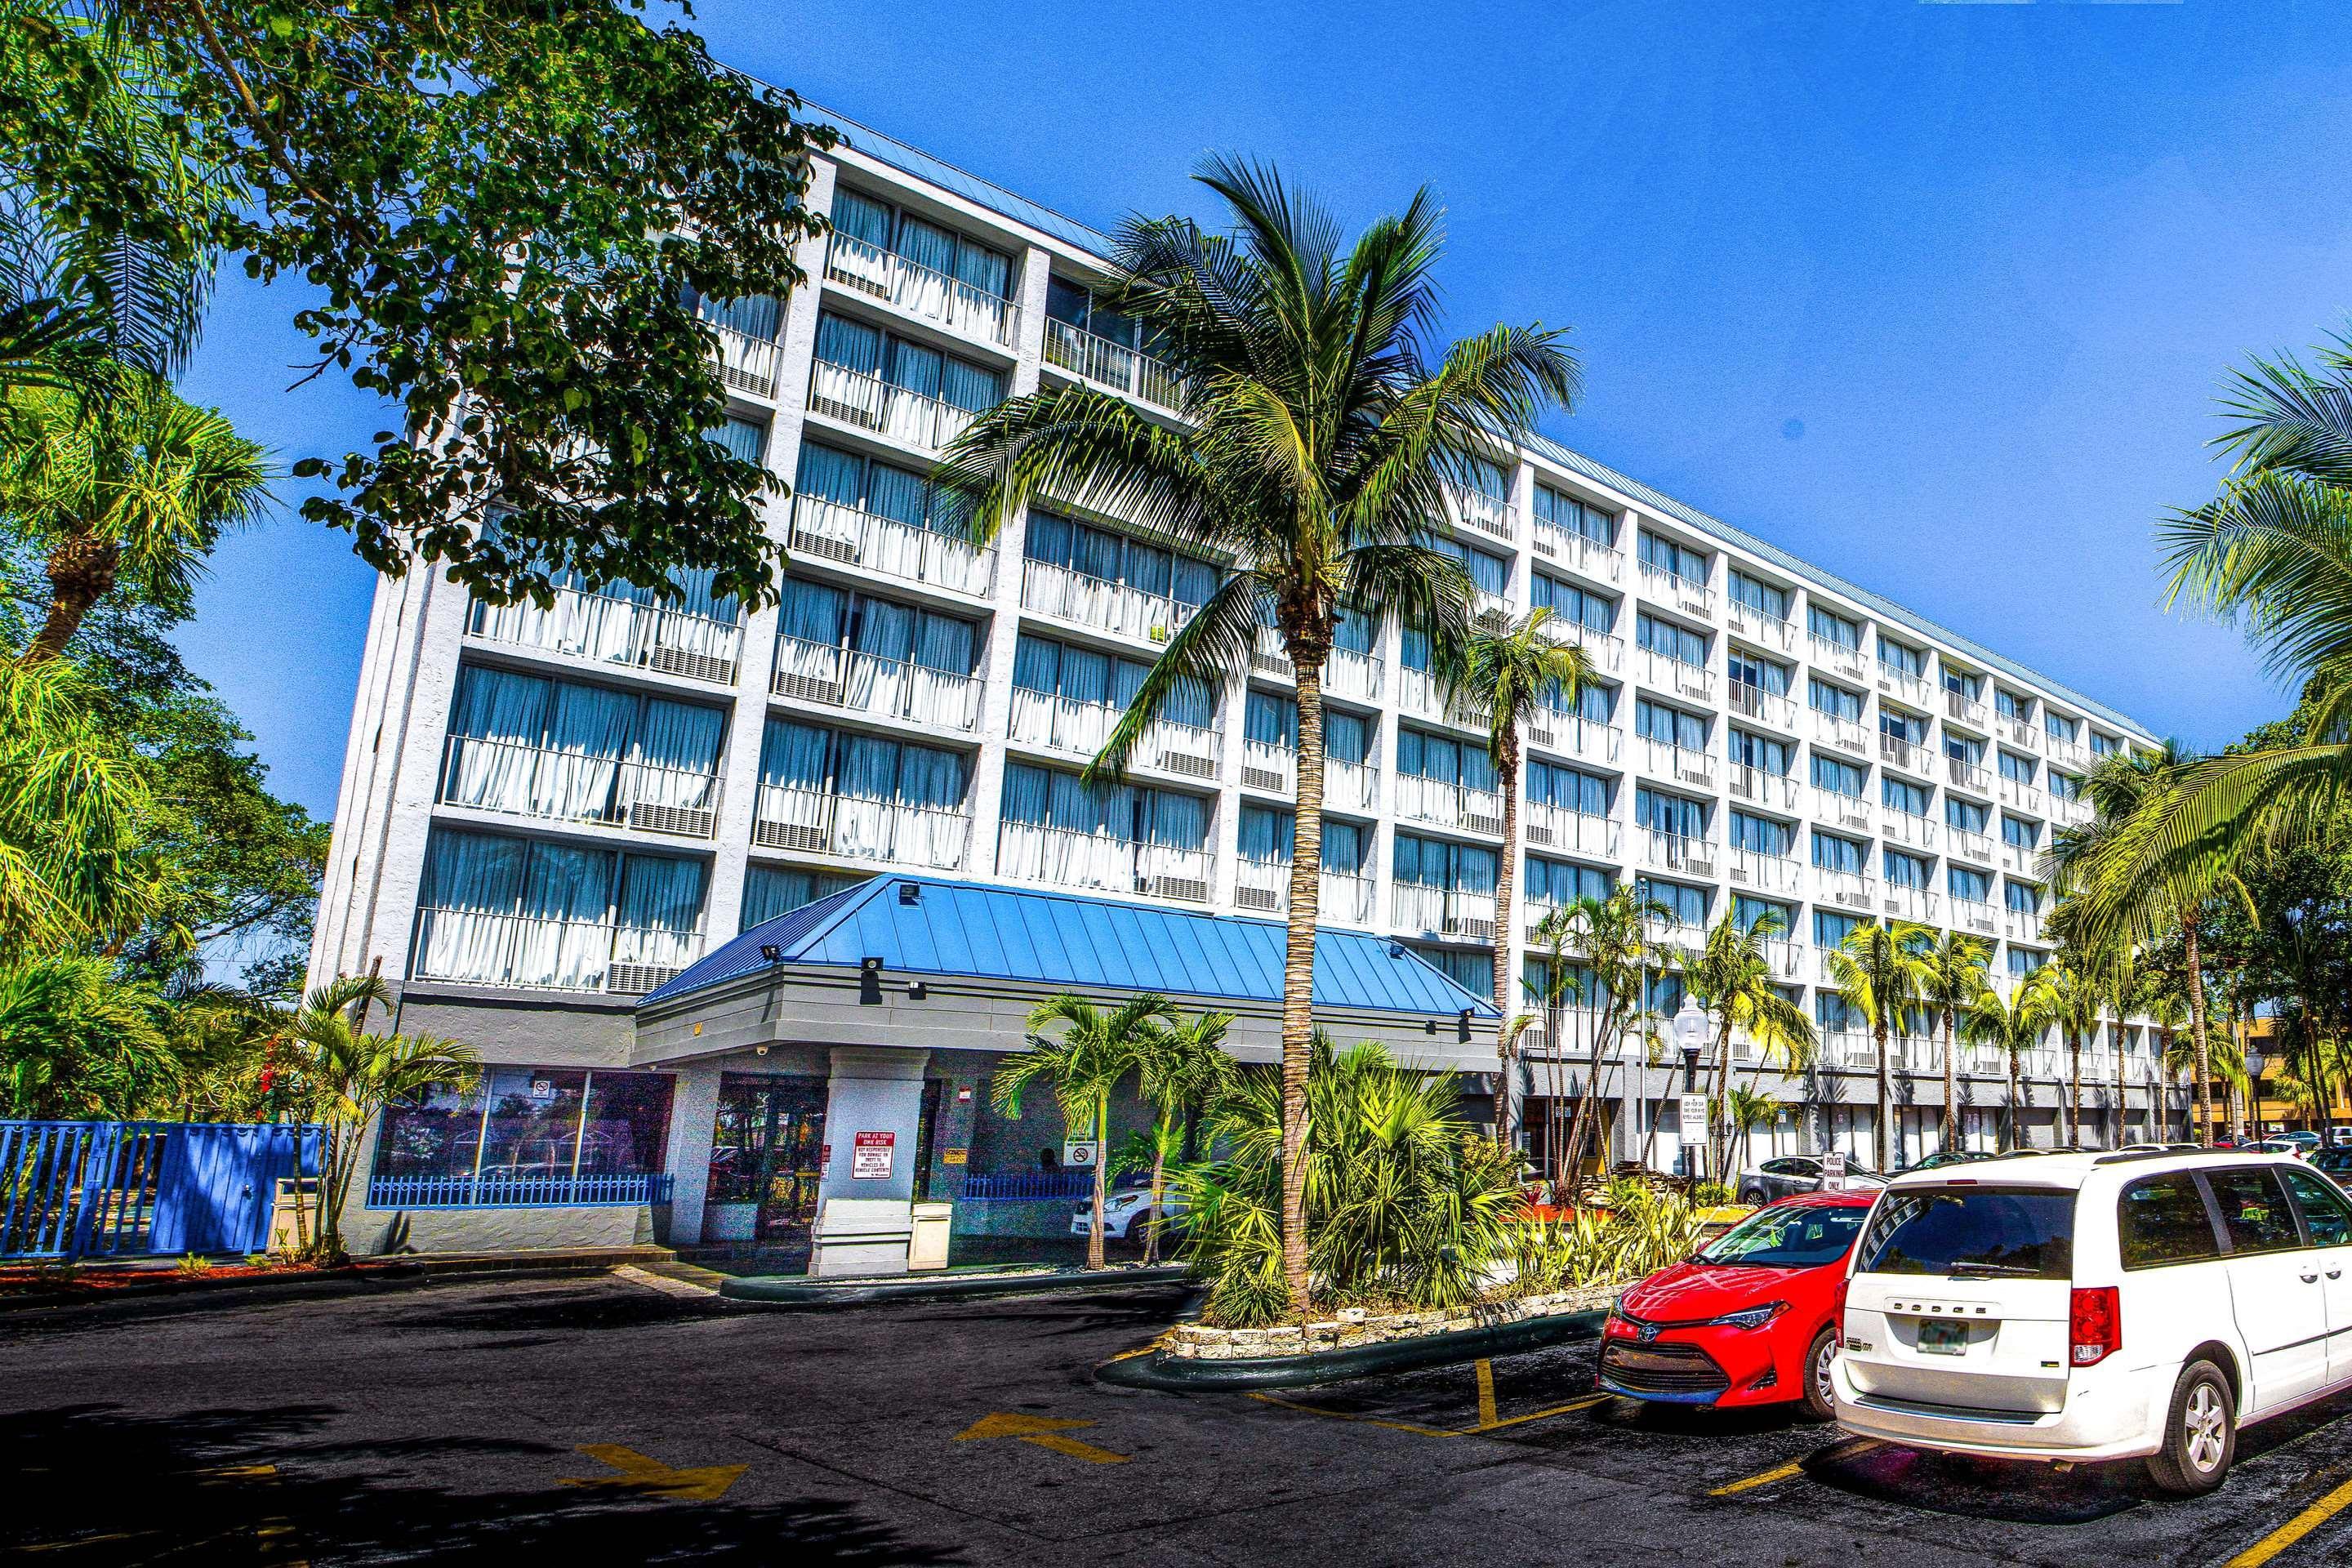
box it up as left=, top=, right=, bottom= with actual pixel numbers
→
left=437, top=735, right=720, bottom=840
left=1536, top=618, right=1625, bottom=674
left=2051, top=792, right=2093, bottom=829
left=1728, top=848, right=1802, bottom=895
left=1813, top=712, right=1871, bottom=758
left=1396, top=666, right=1491, bottom=732
left=808, top=360, right=981, bottom=454
left=1726, top=764, right=1799, bottom=812
left=1952, top=898, right=1999, bottom=937
left=1020, top=557, right=1200, bottom=644
left=786, top=495, right=996, bottom=598
left=1392, top=882, right=1498, bottom=942
left=1998, top=777, right=2043, bottom=815
left=1944, top=689, right=1989, bottom=730
left=1328, top=646, right=1386, bottom=702
left=1812, top=786, right=1873, bottom=834
left=1882, top=882, right=1939, bottom=924
left=1761, top=938, right=1809, bottom=982
left=466, top=587, right=744, bottom=686
left=1639, top=737, right=1716, bottom=791
left=1998, top=715, right=2041, bottom=751
left=1042, top=317, right=1183, bottom=413
left=411, top=907, right=702, bottom=996
left=1949, top=829, right=1994, bottom=866
left=995, top=821, right=1211, bottom=903
left=1727, top=602, right=1797, bottom=654
left=1638, top=563, right=1715, bottom=619
left=1879, top=808, right=1937, bottom=851
left=1878, top=733, right=1931, bottom=777
left=1527, top=713, right=1622, bottom=767
left=1234, top=856, right=1375, bottom=926
left=2006, top=906, right=2045, bottom=943
left=1894, top=1036, right=1942, bottom=1074
left=773, top=636, right=980, bottom=732
left=1726, top=681, right=1796, bottom=728
left=1523, top=801, right=1619, bottom=859
left=1639, top=648, right=1716, bottom=704
left=1999, top=839, right=2041, bottom=876
left=1875, top=662, right=1932, bottom=709
left=1444, top=482, right=1515, bottom=544
left=1808, top=635, right=1867, bottom=680
left=2047, top=734, right=2091, bottom=773
left=1396, top=773, right=1508, bottom=836
left=1644, top=916, right=1705, bottom=963
left=1812, top=866, right=1878, bottom=913
left=1820, top=1032, right=1875, bottom=1071
left=1008, top=689, right=1221, bottom=781
left=1531, top=524, right=1622, bottom=583
left=825, top=231, right=1022, bottom=348
left=711, top=324, right=783, bottom=399
left=1241, top=738, right=1295, bottom=796
left=1946, top=757, right=1992, bottom=795
left=755, top=786, right=972, bottom=870
left=1641, top=830, right=1715, bottom=880
left=1328, top=757, right=1381, bottom=813
left=1472, top=588, right=1514, bottom=630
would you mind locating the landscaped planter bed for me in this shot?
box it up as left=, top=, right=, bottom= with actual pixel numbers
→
left=1162, top=1282, right=1623, bottom=1361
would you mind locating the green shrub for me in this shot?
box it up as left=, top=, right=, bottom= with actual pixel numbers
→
left=1690, top=1180, right=1734, bottom=1206
left=175, top=1253, right=212, bottom=1276
left=1508, top=1187, right=1708, bottom=1293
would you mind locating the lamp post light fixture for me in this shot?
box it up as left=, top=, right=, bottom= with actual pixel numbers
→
left=1671, top=996, right=1708, bottom=1178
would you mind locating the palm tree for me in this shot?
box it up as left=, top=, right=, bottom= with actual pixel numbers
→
left=2169, top=1022, right=2247, bottom=1145
left=1129, top=1009, right=1237, bottom=1264
left=1687, top=910, right=1815, bottom=1179
left=1531, top=885, right=1662, bottom=1183
left=993, top=992, right=1177, bottom=1270
left=1825, top=919, right=1931, bottom=1169
left=1967, top=975, right=2056, bottom=1152
left=2038, top=957, right=2104, bottom=1147
left=1438, top=607, right=1597, bottom=1106
left=945, top=159, right=1576, bottom=1312
left=3, top=379, right=273, bottom=663
left=1913, top=931, right=1991, bottom=1156
left=0, top=657, right=154, bottom=953
left=1725, top=1085, right=1781, bottom=1174
left=289, top=974, right=478, bottom=1264
left=1490, top=1009, right=1540, bottom=1152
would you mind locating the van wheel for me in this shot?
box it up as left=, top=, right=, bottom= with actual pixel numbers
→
left=2145, top=1361, right=2235, bottom=1496
left=1801, top=1326, right=1838, bottom=1422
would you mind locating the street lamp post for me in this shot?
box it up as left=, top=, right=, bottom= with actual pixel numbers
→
left=1672, top=998, right=1708, bottom=1179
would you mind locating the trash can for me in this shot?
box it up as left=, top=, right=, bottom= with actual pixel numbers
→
left=908, top=1201, right=954, bottom=1271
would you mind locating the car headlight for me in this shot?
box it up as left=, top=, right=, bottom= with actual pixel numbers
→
left=1704, top=1301, right=1789, bottom=1331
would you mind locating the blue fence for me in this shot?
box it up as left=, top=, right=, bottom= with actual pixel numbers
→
left=960, top=1171, right=1095, bottom=1202
left=365, top=1172, right=674, bottom=1210
left=1, top=1121, right=321, bottom=1260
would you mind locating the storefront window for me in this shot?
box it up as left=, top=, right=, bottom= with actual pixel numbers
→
left=371, top=1070, right=675, bottom=1185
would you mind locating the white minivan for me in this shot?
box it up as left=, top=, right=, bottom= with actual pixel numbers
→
left=1832, top=1150, right=2352, bottom=1494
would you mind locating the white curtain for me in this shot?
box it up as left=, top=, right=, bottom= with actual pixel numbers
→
left=624, top=698, right=723, bottom=812
left=445, top=667, right=551, bottom=813
left=537, top=682, right=638, bottom=821
left=416, top=830, right=528, bottom=983
left=612, top=855, right=706, bottom=972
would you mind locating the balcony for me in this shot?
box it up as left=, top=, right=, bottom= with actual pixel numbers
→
left=1728, top=848, right=1803, bottom=896
left=1240, top=738, right=1294, bottom=795
left=1472, top=587, right=1515, bottom=631
left=1396, top=773, right=1508, bottom=836
left=1392, top=881, right=1498, bottom=942
left=1638, top=737, right=1717, bottom=791
left=1813, top=711, right=1871, bottom=759
left=1999, top=838, right=2041, bottom=877
left=1641, top=831, right=1715, bottom=880
left=1530, top=523, right=1623, bottom=584
left=1727, top=764, right=1800, bottom=812
left=1811, top=786, right=1873, bottom=835
left=1444, top=481, right=1516, bottom=544
left=1894, top=1036, right=1942, bottom=1074
left=1881, top=882, right=1939, bottom=924
left=2006, top=906, right=2045, bottom=944
left=1042, top=318, right=1183, bottom=413
left=786, top=495, right=997, bottom=598
left=1326, top=646, right=1387, bottom=703
left=2047, top=734, right=2091, bottom=773
left=1878, top=733, right=1931, bottom=777
left=1643, top=917, right=1705, bottom=964
left=1998, top=776, right=2043, bottom=815
left=1820, top=1031, right=1876, bottom=1071
left=1944, top=689, right=1989, bottom=731
left=1949, top=829, right=1994, bottom=866
left=774, top=636, right=981, bottom=733
left=1329, top=757, right=1381, bottom=813
left=1808, top=635, right=1867, bottom=681
left=1727, top=601, right=1797, bottom=654
left=1639, top=648, right=1716, bottom=705
left=710, top=324, right=783, bottom=399
left=1945, top=757, right=1992, bottom=796
left=808, top=360, right=981, bottom=455
left=1878, top=808, right=1936, bottom=852
left=466, top=586, right=743, bottom=686
left=1952, top=898, right=1999, bottom=938
left=1726, top=681, right=1797, bottom=729
left=824, top=231, right=1022, bottom=350
left=1523, top=801, right=1619, bottom=859
left=1396, top=666, right=1491, bottom=732
left=1761, top=938, right=1809, bottom=983
left=1008, top=688, right=1221, bottom=781
left=436, top=735, right=721, bottom=840
left=755, top=786, right=973, bottom=870
left=1638, top=563, right=1715, bottom=619
left=1020, top=557, right=1200, bottom=644
left=996, top=820, right=1211, bottom=903
left=2051, top=792, right=2094, bottom=829
left=1999, top=715, right=2041, bottom=751
left=411, top=907, right=703, bottom=996
left=1875, top=662, right=1932, bottom=710
left=1233, top=856, right=1377, bottom=926
left=1812, top=866, right=1878, bottom=914
left=1535, top=618, right=1625, bottom=675
left=1526, top=713, right=1623, bottom=768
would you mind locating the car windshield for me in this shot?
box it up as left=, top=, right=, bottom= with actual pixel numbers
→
left=1855, top=1186, right=2075, bottom=1281
left=1699, top=1205, right=1867, bottom=1268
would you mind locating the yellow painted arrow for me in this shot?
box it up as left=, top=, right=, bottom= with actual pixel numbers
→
left=953, top=1412, right=1129, bottom=1464
left=559, top=1444, right=749, bottom=1502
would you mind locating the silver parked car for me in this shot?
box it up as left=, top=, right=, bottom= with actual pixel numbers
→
left=1735, top=1155, right=1886, bottom=1205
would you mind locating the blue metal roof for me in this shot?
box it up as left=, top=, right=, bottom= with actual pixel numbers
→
left=638, top=875, right=1500, bottom=1018
left=797, top=102, right=1119, bottom=258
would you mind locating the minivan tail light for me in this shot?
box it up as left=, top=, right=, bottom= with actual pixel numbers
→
left=2069, top=1286, right=2121, bottom=1366
left=1833, top=1274, right=1850, bottom=1327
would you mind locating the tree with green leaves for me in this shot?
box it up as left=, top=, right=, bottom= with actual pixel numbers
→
left=6, top=0, right=835, bottom=609
left=1913, top=930, right=1991, bottom=1155
left=947, top=158, right=1575, bottom=1312
left=1528, top=885, right=1662, bottom=1183
left=1125, top=1008, right=1236, bottom=1265
left=1686, top=908, right=1814, bottom=1179
left=0, top=655, right=153, bottom=953
left=1825, top=918, right=1931, bottom=1169
left=1967, top=973, right=2056, bottom=1152
left=0, top=952, right=166, bottom=1116
left=2037, top=956, right=2105, bottom=1147
left=993, top=992, right=1176, bottom=1271
left=1725, top=1084, right=1781, bottom=1174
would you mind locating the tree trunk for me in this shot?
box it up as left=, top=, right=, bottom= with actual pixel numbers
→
left=2114, top=1026, right=2127, bottom=1149
left=1276, top=656, right=1328, bottom=1315
left=2185, top=916, right=2213, bottom=1147
left=1873, top=1016, right=1891, bottom=1171
left=2067, top=1031, right=2082, bottom=1147
left=1942, top=1004, right=1958, bottom=1154
left=1492, top=734, right=1520, bottom=1145
left=1145, top=1116, right=1169, bottom=1266
left=24, top=532, right=122, bottom=665
left=1087, top=1094, right=1108, bottom=1271
left=1707, top=1015, right=1735, bottom=1181
left=2007, top=1054, right=2020, bottom=1152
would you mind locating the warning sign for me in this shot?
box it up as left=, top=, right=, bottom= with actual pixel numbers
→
left=852, top=1130, right=895, bottom=1180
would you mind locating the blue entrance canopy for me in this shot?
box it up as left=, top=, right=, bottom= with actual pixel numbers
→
left=639, top=875, right=1499, bottom=1020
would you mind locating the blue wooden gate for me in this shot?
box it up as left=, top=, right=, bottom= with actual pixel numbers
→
left=0, top=1121, right=322, bottom=1260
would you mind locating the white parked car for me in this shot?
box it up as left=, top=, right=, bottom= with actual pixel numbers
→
left=1833, top=1149, right=2352, bottom=1494
left=1070, top=1185, right=1187, bottom=1241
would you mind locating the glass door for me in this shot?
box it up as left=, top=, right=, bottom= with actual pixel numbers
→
left=709, top=1074, right=828, bottom=1249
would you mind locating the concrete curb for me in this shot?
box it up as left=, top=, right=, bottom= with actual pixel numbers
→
left=1094, top=1307, right=1610, bottom=1392
left=718, top=1263, right=1193, bottom=1307
left=0, top=1247, right=679, bottom=1318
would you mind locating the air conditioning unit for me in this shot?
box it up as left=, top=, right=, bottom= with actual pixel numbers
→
left=1236, top=886, right=1281, bottom=913
left=1250, top=649, right=1294, bottom=679
left=628, top=802, right=716, bottom=839
left=755, top=820, right=827, bottom=853
left=1531, top=532, right=1557, bottom=559
left=648, top=646, right=733, bottom=684
left=1835, top=887, right=1872, bottom=910
left=1156, top=747, right=1218, bottom=780
left=1729, top=862, right=1751, bottom=885
left=1525, top=822, right=1554, bottom=847
left=1466, top=813, right=1506, bottom=837
left=1443, top=915, right=1498, bottom=942
left=1148, top=874, right=1210, bottom=904
left=791, top=526, right=860, bottom=566
left=607, top=963, right=684, bottom=996
left=1682, top=855, right=1716, bottom=880
left=1677, top=764, right=1713, bottom=788
left=1241, top=766, right=1288, bottom=793
left=773, top=670, right=846, bottom=706
left=1526, top=722, right=1558, bottom=751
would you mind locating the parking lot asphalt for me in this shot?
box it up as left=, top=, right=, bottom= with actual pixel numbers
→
left=3, top=1272, right=2352, bottom=1566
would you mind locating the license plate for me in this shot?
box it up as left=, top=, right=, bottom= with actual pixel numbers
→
left=1918, top=1318, right=1969, bottom=1356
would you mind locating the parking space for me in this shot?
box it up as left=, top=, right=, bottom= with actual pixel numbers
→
left=2, top=1275, right=2351, bottom=1566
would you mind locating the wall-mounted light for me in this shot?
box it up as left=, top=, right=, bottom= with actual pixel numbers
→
left=859, top=956, right=884, bottom=1005
left=907, top=981, right=929, bottom=1000
left=898, top=882, right=922, bottom=906
left=760, top=943, right=783, bottom=964
left=1424, top=1019, right=1438, bottom=1036
left=1387, top=942, right=1406, bottom=959
left=1457, top=1008, right=1473, bottom=1044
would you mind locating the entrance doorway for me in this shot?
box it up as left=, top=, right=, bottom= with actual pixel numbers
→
left=709, top=1075, right=827, bottom=1251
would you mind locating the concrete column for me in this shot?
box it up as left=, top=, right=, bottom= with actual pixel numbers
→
left=660, top=1062, right=725, bottom=1246
left=809, top=1045, right=933, bottom=1276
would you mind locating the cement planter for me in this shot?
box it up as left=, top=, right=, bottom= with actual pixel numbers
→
left=1163, top=1283, right=1624, bottom=1361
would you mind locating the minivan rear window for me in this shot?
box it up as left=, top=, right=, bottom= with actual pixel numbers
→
left=1855, top=1186, right=2074, bottom=1280
left=2118, top=1173, right=2220, bottom=1268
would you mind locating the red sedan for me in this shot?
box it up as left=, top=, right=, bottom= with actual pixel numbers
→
left=1597, top=1191, right=1874, bottom=1419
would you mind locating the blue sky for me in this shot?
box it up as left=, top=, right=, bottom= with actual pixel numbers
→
left=176, top=0, right=2352, bottom=817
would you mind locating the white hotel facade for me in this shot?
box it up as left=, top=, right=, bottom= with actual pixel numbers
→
left=309, top=105, right=2175, bottom=1254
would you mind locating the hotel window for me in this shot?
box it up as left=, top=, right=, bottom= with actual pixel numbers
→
left=1638, top=531, right=1708, bottom=585
left=1814, top=910, right=1860, bottom=952
left=1325, top=709, right=1374, bottom=768
left=1245, top=690, right=1300, bottom=753
left=1014, top=631, right=1214, bottom=723
left=2002, top=813, right=2038, bottom=850
left=1533, top=485, right=1616, bottom=546
left=1817, top=991, right=1860, bottom=1033
left=1637, top=876, right=1710, bottom=929
left=1809, top=677, right=1864, bottom=721
left=681, top=282, right=781, bottom=345
left=1426, top=530, right=1511, bottom=597
left=1883, top=849, right=1931, bottom=890
left=1729, top=811, right=1793, bottom=857
left=440, top=665, right=724, bottom=826
left=1733, top=895, right=1794, bottom=934
left=413, top=827, right=706, bottom=991
left=710, top=413, right=768, bottom=464
left=1023, top=510, right=1219, bottom=608
left=2046, top=710, right=2080, bottom=744
left=1878, top=637, right=1927, bottom=678
left=1635, top=697, right=1708, bottom=751
left=1811, top=830, right=1866, bottom=875
left=1393, top=833, right=1499, bottom=898
left=1045, top=274, right=1161, bottom=356
left=1727, top=728, right=1792, bottom=776
left=1238, top=805, right=1366, bottom=875
left=2050, top=770, right=2083, bottom=801
left=1528, top=760, right=1612, bottom=817
left=1727, top=570, right=1789, bottom=622
left=1636, top=787, right=1708, bottom=840
left=1412, top=943, right=1496, bottom=1002
left=1807, top=606, right=1861, bottom=650
left=740, top=866, right=866, bottom=931
left=1459, top=455, right=1512, bottom=504
left=1944, top=666, right=1980, bottom=700
left=1879, top=708, right=1927, bottom=745
left=833, top=187, right=1015, bottom=304
left=1398, top=727, right=1500, bottom=793
left=812, top=311, right=1005, bottom=414
left=1811, top=754, right=1864, bottom=797
left=1944, top=732, right=1984, bottom=764
left=2009, top=947, right=2046, bottom=978
left=1545, top=675, right=1617, bottom=723
left=1948, top=864, right=1993, bottom=904
left=795, top=441, right=972, bottom=540
left=1637, top=612, right=1708, bottom=668
left=2090, top=732, right=2121, bottom=758
left=1002, top=763, right=1209, bottom=856
left=1881, top=777, right=1930, bottom=817
left=1530, top=573, right=1616, bottom=635
left=2006, top=880, right=2042, bottom=915
left=1946, top=796, right=1989, bottom=835
left=777, top=578, right=980, bottom=679
left=760, top=719, right=972, bottom=855
left=1998, top=749, right=2037, bottom=785
left=1995, top=688, right=2031, bottom=721
left=1727, top=650, right=1791, bottom=695
left=1526, top=855, right=1612, bottom=908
